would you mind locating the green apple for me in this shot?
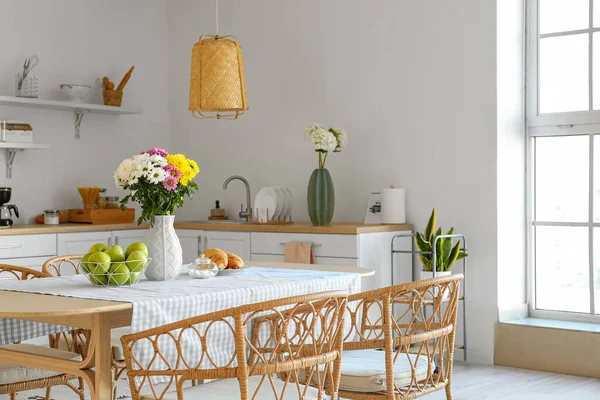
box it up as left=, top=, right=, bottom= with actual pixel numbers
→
left=106, top=245, right=125, bottom=262
left=80, top=253, right=92, bottom=273
left=125, top=242, right=148, bottom=258
left=108, top=262, right=130, bottom=285
left=88, top=243, right=108, bottom=253
left=127, top=272, right=142, bottom=284
left=89, top=273, right=108, bottom=286
left=126, top=250, right=148, bottom=273
left=88, top=252, right=111, bottom=274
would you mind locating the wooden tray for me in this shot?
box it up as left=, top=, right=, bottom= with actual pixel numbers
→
left=69, top=208, right=135, bottom=224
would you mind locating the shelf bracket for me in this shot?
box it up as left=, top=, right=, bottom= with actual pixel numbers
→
left=5, top=149, right=19, bottom=179
left=74, top=110, right=90, bottom=139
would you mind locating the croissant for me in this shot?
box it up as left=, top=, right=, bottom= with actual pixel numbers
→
left=201, top=248, right=228, bottom=270
left=226, top=253, right=245, bottom=270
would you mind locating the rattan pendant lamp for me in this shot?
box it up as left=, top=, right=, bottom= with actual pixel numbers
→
left=189, top=0, right=248, bottom=120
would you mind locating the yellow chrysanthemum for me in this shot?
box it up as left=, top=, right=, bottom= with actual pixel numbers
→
left=188, top=159, right=200, bottom=175
left=166, top=154, right=187, bottom=172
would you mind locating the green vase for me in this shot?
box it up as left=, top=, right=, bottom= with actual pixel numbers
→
left=307, top=168, right=335, bottom=226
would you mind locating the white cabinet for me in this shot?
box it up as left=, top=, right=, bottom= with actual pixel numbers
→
left=57, top=231, right=112, bottom=255
left=112, top=229, right=148, bottom=250
left=204, top=231, right=250, bottom=261
left=177, top=229, right=203, bottom=264
left=0, top=234, right=56, bottom=259
left=250, top=254, right=360, bottom=267
left=250, top=230, right=412, bottom=292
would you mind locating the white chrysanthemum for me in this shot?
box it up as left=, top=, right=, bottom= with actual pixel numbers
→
left=305, top=123, right=337, bottom=152
left=136, top=161, right=154, bottom=178
left=147, top=167, right=167, bottom=184
left=114, top=158, right=135, bottom=187
left=149, top=154, right=167, bottom=166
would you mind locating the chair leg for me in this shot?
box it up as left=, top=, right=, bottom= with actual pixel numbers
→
left=445, top=384, right=453, bottom=400
left=45, top=386, right=52, bottom=399
left=78, top=377, right=86, bottom=400
left=9, top=393, right=15, bottom=400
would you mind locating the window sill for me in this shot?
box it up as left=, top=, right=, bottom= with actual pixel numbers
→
left=503, top=317, right=600, bottom=333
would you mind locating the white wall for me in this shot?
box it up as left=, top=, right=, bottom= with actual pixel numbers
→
left=497, top=0, right=527, bottom=317
left=0, top=0, right=170, bottom=221
left=167, top=0, right=499, bottom=363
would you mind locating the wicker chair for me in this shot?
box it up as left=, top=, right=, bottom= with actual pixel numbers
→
left=120, top=291, right=348, bottom=400
left=42, top=254, right=128, bottom=399
left=334, top=274, right=464, bottom=400
left=0, top=264, right=86, bottom=400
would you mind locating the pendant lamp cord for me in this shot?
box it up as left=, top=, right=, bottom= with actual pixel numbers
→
left=215, top=0, right=219, bottom=36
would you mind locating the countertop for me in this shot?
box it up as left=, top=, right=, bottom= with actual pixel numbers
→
left=0, top=222, right=412, bottom=236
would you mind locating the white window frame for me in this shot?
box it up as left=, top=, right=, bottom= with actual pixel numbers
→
left=527, top=0, right=600, bottom=133
left=527, top=0, right=600, bottom=323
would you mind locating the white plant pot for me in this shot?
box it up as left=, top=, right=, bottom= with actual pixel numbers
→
left=419, top=270, right=452, bottom=300
left=419, top=270, right=452, bottom=281
left=144, top=215, right=182, bottom=281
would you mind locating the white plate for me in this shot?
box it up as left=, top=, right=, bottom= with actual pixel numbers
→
left=284, top=187, right=294, bottom=218
left=271, top=187, right=285, bottom=220
left=217, top=267, right=248, bottom=276
left=277, top=186, right=292, bottom=218
left=254, top=187, right=277, bottom=222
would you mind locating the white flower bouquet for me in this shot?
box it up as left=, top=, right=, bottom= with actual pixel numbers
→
left=304, top=123, right=347, bottom=169
left=114, top=148, right=199, bottom=226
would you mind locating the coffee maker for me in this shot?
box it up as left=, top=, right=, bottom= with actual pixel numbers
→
left=0, top=188, right=19, bottom=228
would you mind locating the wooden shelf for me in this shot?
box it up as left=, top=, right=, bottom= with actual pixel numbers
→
left=0, top=95, right=142, bottom=138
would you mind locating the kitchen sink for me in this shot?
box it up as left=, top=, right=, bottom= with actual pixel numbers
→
left=184, top=220, right=246, bottom=225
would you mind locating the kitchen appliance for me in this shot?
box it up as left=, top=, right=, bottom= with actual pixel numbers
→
left=0, top=188, right=19, bottom=228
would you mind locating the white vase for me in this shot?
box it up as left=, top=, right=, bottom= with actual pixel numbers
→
left=144, top=215, right=182, bottom=281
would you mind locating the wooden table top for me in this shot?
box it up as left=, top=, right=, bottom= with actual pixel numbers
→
left=0, top=290, right=131, bottom=318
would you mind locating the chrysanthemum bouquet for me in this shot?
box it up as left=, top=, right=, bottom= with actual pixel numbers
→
left=114, top=148, right=199, bottom=226
left=304, top=123, right=348, bottom=169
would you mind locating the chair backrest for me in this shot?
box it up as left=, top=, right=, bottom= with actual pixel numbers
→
left=121, top=291, right=348, bottom=400
left=42, top=254, right=84, bottom=276
left=344, top=275, right=463, bottom=397
left=0, top=264, right=52, bottom=280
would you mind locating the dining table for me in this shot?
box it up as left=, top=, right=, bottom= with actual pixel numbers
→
left=0, top=263, right=369, bottom=400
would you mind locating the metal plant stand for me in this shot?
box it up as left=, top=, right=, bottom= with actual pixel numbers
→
left=391, top=232, right=468, bottom=361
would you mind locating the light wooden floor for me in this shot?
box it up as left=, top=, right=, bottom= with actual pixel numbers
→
left=426, top=363, right=600, bottom=400
left=4, top=363, right=600, bottom=399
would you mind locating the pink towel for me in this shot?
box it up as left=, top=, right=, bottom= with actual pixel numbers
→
left=284, top=242, right=317, bottom=264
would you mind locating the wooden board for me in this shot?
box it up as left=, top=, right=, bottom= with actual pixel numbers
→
left=68, top=208, right=135, bottom=224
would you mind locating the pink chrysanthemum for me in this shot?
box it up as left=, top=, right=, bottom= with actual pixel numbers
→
left=163, top=176, right=178, bottom=191
left=163, top=164, right=181, bottom=179
left=144, top=147, right=168, bottom=157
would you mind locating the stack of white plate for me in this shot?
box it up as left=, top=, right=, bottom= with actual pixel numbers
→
left=254, top=186, right=294, bottom=223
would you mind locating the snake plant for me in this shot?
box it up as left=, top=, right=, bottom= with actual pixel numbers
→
left=414, top=208, right=467, bottom=272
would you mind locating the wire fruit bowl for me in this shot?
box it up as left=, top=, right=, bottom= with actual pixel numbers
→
left=80, top=259, right=151, bottom=287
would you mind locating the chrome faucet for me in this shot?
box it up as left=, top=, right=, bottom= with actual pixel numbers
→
left=223, top=175, right=252, bottom=222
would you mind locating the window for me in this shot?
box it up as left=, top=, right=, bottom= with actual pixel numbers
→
left=528, top=0, right=600, bottom=321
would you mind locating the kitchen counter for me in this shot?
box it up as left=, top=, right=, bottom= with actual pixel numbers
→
left=0, top=222, right=412, bottom=236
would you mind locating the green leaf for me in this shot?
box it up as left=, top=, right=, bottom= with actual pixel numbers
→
left=414, top=232, right=432, bottom=252
left=456, top=252, right=468, bottom=260
left=442, top=227, right=454, bottom=263
left=424, top=208, right=436, bottom=242
left=446, top=242, right=461, bottom=271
